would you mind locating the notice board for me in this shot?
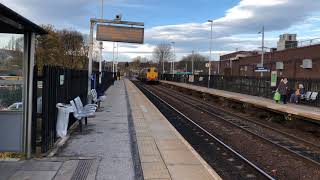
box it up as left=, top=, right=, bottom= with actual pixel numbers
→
left=96, top=25, right=144, bottom=44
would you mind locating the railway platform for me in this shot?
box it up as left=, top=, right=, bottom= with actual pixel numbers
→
left=161, top=80, right=320, bottom=122
left=0, top=79, right=221, bottom=180
left=125, top=79, right=221, bottom=180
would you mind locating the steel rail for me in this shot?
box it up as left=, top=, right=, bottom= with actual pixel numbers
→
left=149, top=84, right=320, bottom=167
left=157, top=84, right=320, bottom=149
left=137, top=82, right=275, bottom=180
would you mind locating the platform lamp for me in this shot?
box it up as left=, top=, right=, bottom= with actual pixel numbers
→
left=258, top=26, right=265, bottom=77
left=171, top=42, right=176, bottom=78
left=208, top=20, right=213, bottom=88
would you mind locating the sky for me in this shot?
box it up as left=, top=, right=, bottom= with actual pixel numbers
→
left=1, top=0, right=320, bottom=62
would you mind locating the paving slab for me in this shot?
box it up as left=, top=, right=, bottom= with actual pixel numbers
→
left=0, top=162, right=23, bottom=180
left=19, top=161, right=62, bottom=171
left=9, top=170, right=57, bottom=180
left=167, top=164, right=216, bottom=180
left=53, top=160, right=79, bottom=180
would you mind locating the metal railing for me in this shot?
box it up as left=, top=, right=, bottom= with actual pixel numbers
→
left=31, top=65, right=115, bottom=154
left=161, top=74, right=320, bottom=107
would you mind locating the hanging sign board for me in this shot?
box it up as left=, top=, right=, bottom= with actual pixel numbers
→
left=96, top=24, right=144, bottom=44
left=271, top=71, right=277, bottom=87
left=254, top=67, right=269, bottom=72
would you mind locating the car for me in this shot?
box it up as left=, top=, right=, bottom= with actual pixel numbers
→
left=6, top=102, right=23, bottom=111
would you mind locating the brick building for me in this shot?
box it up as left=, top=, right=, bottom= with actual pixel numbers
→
left=218, top=44, right=320, bottom=79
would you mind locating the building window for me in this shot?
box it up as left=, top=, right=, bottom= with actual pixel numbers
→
left=0, top=34, right=24, bottom=112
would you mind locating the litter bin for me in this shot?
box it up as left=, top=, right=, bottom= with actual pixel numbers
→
left=56, top=103, right=74, bottom=138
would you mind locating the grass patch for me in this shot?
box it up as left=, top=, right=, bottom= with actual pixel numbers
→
left=0, top=152, right=24, bottom=159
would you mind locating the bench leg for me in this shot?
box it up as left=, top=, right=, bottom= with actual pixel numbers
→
left=85, top=117, right=87, bottom=125
left=79, top=120, right=83, bottom=132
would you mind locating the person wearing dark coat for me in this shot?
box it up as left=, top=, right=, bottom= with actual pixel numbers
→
left=277, top=78, right=289, bottom=104
left=117, top=71, right=121, bottom=80
left=113, top=72, right=117, bottom=81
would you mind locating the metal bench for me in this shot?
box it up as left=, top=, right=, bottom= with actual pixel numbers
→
left=310, top=92, right=319, bottom=105
left=300, top=91, right=318, bottom=105
left=70, top=100, right=95, bottom=132
left=74, top=96, right=97, bottom=112
left=90, top=89, right=106, bottom=108
left=300, top=91, right=312, bottom=101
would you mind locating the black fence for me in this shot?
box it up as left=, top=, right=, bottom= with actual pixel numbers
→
left=161, top=74, right=320, bottom=107
left=32, top=65, right=114, bottom=154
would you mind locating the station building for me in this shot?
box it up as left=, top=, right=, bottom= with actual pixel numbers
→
left=218, top=34, right=320, bottom=79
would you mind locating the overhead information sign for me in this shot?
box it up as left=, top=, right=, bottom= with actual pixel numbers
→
left=96, top=24, right=144, bottom=44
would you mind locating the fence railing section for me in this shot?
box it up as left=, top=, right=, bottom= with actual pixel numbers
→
left=32, top=65, right=115, bottom=154
left=161, top=74, right=320, bottom=107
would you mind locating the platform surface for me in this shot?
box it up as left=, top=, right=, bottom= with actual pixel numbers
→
left=1, top=80, right=136, bottom=180
left=161, top=80, right=320, bottom=121
left=1, top=80, right=221, bottom=180
left=57, top=80, right=137, bottom=180
left=125, top=79, right=221, bottom=180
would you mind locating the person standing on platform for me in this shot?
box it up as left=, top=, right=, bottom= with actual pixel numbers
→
left=113, top=72, right=117, bottom=82
left=277, top=78, right=289, bottom=104
left=117, top=71, right=121, bottom=80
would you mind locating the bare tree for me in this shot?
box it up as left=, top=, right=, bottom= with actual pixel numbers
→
left=152, top=43, right=174, bottom=73
left=129, top=57, right=142, bottom=74
left=176, top=53, right=208, bottom=74
left=35, top=25, right=89, bottom=70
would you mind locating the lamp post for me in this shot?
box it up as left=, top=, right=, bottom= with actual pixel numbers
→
left=116, top=42, right=119, bottom=74
left=191, top=50, right=194, bottom=74
left=99, top=41, right=103, bottom=84
left=258, top=26, right=265, bottom=77
left=208, top=20, right=213, bottom=88
left=112, top=42, right=115, bottom=77
left=162, top=58, right=165, bottom=74
left=88, top=20, right=96, bottom=95
left=171, top=42, right=175, bottom=78
left=98, top=0, right=104, bottom=84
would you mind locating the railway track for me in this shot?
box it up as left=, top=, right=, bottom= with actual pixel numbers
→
left=152, top=84, right=320, bottom=166
left=135, top=81, right=320, bottom=179
left=134, top=81, right=275, bottom=180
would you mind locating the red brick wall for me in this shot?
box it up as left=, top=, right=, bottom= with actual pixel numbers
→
left=218, top=44, right=320, bottom=79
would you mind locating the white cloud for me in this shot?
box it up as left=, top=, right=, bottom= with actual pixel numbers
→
left=137, top=0, right=320, bottom=61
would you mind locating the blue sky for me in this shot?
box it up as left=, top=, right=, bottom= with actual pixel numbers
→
left=102, top=0, right=240, bottom=27
left=1, top=0, right=320, bottom=61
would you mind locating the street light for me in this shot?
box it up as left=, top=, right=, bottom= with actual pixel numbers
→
left=98, top=0, right=104, bottom=84
left=208, top=20, right=213, bottom=88
left=116, top=42, right=119, bottom=74
left=112, top=42, right=116, bottom=77
left=171, top=42, right=175, bottom=78
left=99, top=41, right=103, bottom=84
left=258, top=26, right=265, bottom=77
left=191, top=50, right=194, bottom=74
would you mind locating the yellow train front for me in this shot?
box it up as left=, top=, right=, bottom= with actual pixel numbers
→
left=138, top=67, right=159, bottom=84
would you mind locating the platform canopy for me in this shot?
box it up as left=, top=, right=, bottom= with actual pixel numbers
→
left=0, top=3, right=46, bottom=34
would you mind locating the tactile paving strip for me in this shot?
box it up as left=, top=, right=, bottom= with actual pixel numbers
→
left=70, top=159, right=93, bottom=180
